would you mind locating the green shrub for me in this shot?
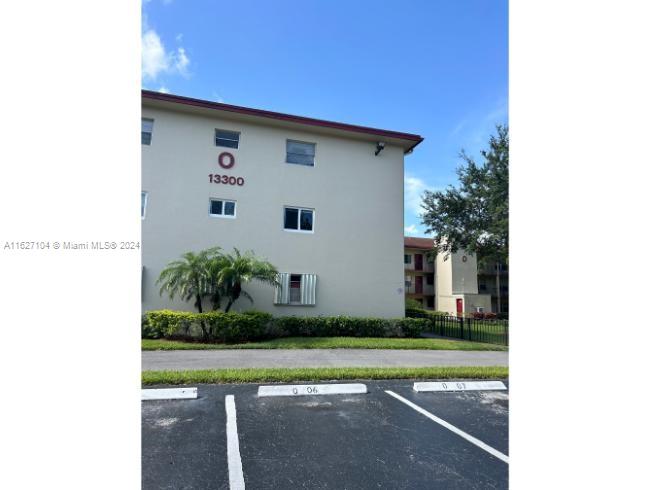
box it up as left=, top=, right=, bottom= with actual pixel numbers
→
left=406, top=307, right=447, bottom=319
left=399, top=318, right=428, bottom=337
left=203, top=311, right=268, bottom=343
left=405, top=298, right=424, bottom=309
left=142, top=310, right=429, bottom=341
left=143, top=310, right=195, bottom=338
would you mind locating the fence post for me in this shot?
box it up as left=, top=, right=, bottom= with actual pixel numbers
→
left=468, top=317, right=472, bottom=341
left=460, top=315, right=464, bottom=339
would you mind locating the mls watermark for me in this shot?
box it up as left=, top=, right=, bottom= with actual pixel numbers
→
left=2, top=241, right=140, bottom=252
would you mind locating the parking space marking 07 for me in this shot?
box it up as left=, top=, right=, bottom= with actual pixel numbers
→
left=225, top=395, right=246, bottom=490
left=413, top=381, right=507, bottom=392
left=257, top=383, right=367, bottom=397
left=385, top=390, right=509, bottom=464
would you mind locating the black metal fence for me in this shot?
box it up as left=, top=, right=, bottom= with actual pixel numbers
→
left=427, top=315, right=508, bottom=346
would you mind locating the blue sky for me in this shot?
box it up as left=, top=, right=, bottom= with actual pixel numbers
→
left=142, top=0, right=508, bottom=237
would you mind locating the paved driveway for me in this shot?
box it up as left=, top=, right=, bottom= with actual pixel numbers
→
left=142, top=349, right=508, bottom=370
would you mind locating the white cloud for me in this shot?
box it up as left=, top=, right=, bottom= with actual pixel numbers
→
left=172, top=47, right=189, bottom=76
left=404, top=224, right=419, bottom=235
left=157, top=86, right=170, bottom=94
left=141, top=28, right=190, bottom=82
left=404, top=174, right=428, bottom=216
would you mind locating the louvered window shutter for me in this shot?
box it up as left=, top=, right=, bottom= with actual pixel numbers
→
left=274, top=273, right=290, bottom=305
left=300, top=274, right=317, bottom=306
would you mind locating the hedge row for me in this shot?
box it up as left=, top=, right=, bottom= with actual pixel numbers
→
left=142, top=310, right=427, bottom=343
left=405, top=307, right=448, bottom=319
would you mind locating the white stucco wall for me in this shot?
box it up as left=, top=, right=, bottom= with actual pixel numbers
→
left=142, top=103, right=407, bottom=318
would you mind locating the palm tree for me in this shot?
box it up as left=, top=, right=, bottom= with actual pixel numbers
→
left=157, top=247, right=221, bottom=338
left=214, top=248, right=280, bottom=312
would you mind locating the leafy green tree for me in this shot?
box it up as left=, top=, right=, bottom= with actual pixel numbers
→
left=421, top=125, right=508, bottom=266
left=212, top=248, right=280, bottom=312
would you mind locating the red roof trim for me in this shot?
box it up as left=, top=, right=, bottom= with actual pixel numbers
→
left=404, top=237, right=436, bottom=249
left=142, top=90, right=424, bottom=152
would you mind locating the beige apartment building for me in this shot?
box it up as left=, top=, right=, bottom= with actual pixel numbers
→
left=142, top=90, right=423, bottom=318
left=404, top=237, right=493, bottom=316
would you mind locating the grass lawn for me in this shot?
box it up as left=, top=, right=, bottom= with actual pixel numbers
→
left=142, top=366, right=508, bottom=385
left=142, top=336, right=507, bottom=351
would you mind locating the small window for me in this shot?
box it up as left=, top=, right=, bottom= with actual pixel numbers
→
left=284, top=207, right=313, bottom=232
left=215, top=129, right=240, bottom=149
left=426, top=297, right=435, bottom=308
left=141, top=118, right=154, bottom=145
left=141, top=191, right=148, bottom=219
left=210, top=199, right=236, bottom=218
left=289, top=274, right=302, bottom=303
left=286, top=140, right=315, bottom=166
left=426, top=274, right=434, bottom=286
left=404, top=254, right=412, bottom=264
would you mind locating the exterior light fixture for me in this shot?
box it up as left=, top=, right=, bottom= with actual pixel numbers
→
left=375, top=141, right=386, bottom=156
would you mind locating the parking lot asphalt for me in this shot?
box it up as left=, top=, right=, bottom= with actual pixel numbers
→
left=141, top=349, right=508, bottom=370
left=142, top=379, right=509, bottom=489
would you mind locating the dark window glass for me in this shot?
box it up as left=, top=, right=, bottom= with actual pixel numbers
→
left=224, top=201, right=235, bottom=216
left=215, top=129, right=240, bottom=149
left=284, top=208, right=299, bottom=229
left=404, top=255, right=412, bottom=264
left=299, top=209, right=313, bottom=231
left=210, top=200, right=223, bottom=215
left=286, top=140, right=315, bottom=166
left=426, top=297, right=434, bottom=308
left=141, top=192, right=147, bottom=218
left=426, top=274, right=434, bottom=285
left=289, top=274, right=302, bottom=303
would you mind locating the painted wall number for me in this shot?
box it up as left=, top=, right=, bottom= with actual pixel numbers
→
left=209, top=174, right=244, bottom=186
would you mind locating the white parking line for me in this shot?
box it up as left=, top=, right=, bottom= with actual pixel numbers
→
left=225, top=395, right=245, bottom=490
left=141, top=387, right=198, bottom=401
left=258, top=383, right=367, bottom=397
left=384, top=390, right=509, bottom=464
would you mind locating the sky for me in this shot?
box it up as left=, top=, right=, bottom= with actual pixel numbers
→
left=142, top=0, right=508, bottom=237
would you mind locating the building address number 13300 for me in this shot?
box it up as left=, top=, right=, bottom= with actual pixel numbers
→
left=208, top=151, right=244, bottom=186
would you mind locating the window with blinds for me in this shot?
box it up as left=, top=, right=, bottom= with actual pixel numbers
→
left=141, top=118, right=154, bottom=145
left=286, top=140, right=315, bottom=166
left=274, top=273, right=317, bottom=306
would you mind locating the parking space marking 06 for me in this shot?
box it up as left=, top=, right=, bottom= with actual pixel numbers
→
left=385, top=390, right=509, bottom=464
left=413, top=381, right=507, bottom=392
left=225, top=395, right=246, bottom=490
left=257, top=383, right=367, bottom=397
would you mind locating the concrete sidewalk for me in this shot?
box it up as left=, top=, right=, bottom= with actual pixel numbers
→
left=142, top=349, right=508, bottom=370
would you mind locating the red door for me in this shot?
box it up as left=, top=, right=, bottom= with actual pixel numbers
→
left=415, top=276, right=423, bottom=294
left=456, top=298, right=463, bottom=317
left=415, top=254, right=423, bottom=270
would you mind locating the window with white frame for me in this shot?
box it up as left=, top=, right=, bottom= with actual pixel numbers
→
left=141, top=191, right=148, bottom=219
left=274, top=273, right=317, bottom=306
left=284, top=207, right=313, bottom=232
left=215, top=129, right=240, bottom=149
left=286, top=140, right=315, bottom=166
left=141, top=118, right=154, bottom=145
left=404, top=254, right=412, bottom=264
left=210, top=198, right=236, bottom=218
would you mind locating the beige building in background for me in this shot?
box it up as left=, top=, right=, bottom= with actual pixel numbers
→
left=142, top=90, right=423, bottom=318
left=404, top=237, right=493, bottom=316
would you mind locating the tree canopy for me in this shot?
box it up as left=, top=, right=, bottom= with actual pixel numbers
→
left=421, top=125, right=508, bottom=264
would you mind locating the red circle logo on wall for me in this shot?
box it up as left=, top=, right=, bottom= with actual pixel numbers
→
left=218, top=152, right=235, bottom=169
